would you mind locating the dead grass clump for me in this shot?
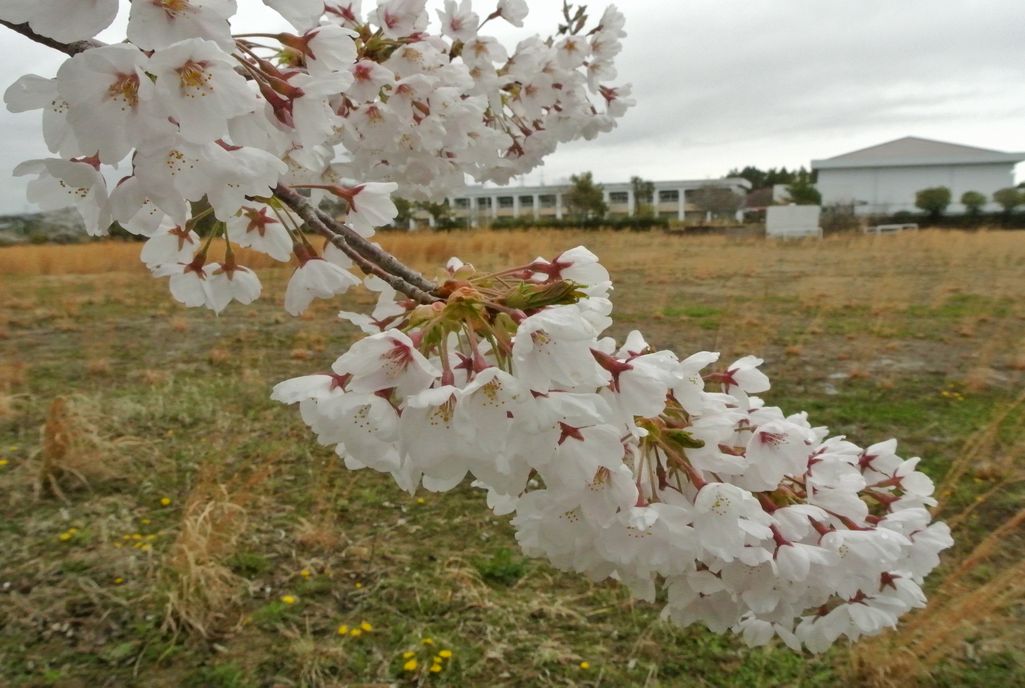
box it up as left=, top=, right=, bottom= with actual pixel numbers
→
left=294, top=517, right=342, bottom=552
left=162, top=466, right=269, bottom=638
left=0, top=360, right=27, bottom=390
left=207, top=348, right=231, bottom=366
left=139, top=368, right=169, bottom=385
left=290, top=348, right=314, bottom=361
left=85, top=358, right=111, bottom=376
left=35, top=396, right=121, bottom=500
left=283, top=631, right=349, bottom=687
left=169, top=316, right=190, bottom=333
left=0, top=394, right=16, bottom=420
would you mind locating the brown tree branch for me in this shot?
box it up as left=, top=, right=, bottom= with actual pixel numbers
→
left=312, top=206, right=439, bottom=295
left=274, top=185, right=438, bottom=304
left=275, top=184, right=438, bottom=295
left=0, top=19, right=103, bottom=56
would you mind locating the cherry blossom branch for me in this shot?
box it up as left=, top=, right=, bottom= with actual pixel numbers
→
left=273, top=184, right=437, bottom=304
left=0, top=19, right=103, bottom=56
left=274, top=184, right=439, bottom=296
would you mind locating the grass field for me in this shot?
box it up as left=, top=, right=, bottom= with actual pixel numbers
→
left=1, top=229, right=1024, bottom=687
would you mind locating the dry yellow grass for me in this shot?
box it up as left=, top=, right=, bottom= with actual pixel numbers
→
left=3, top=228, right=1025, bottom=685
left=162, top=466, right=266, bottom=639
left=3, top=227, right=1023, bottom=282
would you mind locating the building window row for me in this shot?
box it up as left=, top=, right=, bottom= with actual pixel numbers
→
left=609, top=191, right=629, bottom=203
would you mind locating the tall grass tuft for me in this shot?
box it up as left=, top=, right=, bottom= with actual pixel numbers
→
left=849, top=395, right=1025, bottom=685
left=162, top=466, right=266, bottom=639
left=36, top=396, right=121, bottom=500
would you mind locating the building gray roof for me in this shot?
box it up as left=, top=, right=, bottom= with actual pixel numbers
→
left=811, top=136, right=1025, bottom=170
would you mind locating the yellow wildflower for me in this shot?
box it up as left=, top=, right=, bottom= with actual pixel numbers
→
left=421, top=637, right=434, bottom=646
left=337, top=624, right=350, bottom=636
left=160, top=497, right=172, bottom=507
left=579, top=661, right=591, bottom=670
left=403, top=659, right=418, bottom=672
left=438, top=649, right=453, bottom=659
left=114, top=577, right=125, bottom=585
left=280, top=594, right=298, bottom=605
left=360, top=620, right=373, bottom=632
left=402, top=651, right=416, bottom=659
left=58, top=532, right=72, bottom=542
left=430, top=663, right=442, bottom=673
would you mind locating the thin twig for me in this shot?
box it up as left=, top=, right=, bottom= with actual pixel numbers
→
left=0, top=19, right=103, bottom=56
left=274, top=185, right=437, bottom=304
left=312, top=205, right=439, bottom=294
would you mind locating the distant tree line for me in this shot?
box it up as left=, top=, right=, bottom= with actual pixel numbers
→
left=725, top=165, right=818, bottom=190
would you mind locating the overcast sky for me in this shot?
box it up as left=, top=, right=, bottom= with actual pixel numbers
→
left=1, top=0, right=1023, bottom=212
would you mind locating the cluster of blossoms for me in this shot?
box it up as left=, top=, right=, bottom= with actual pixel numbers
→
left=2, top=2, right=953, bottom=653
left=273, top=247, right=953, bottom=652
left=3, top=0, right=632, bottom=313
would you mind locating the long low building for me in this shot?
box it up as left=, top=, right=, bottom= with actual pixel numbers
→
left=438, top=178, right=751, bottom=227
left=812, top=137, right=1025, bottom=215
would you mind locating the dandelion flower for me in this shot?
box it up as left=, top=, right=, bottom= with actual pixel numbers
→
left=421, top=637, right=434, bottom=645
left=160, top=497, right=172, bottom=507
left=58, top=532, right=72, bottom=542
left=416, top=497, right=426, bottom=505
left=354, top=581, right=363, bottom=589
left=337, top=624, right=350, bottom=636
left=403, top=659, right=418, bottom=672
left=439, top=649, right=453, bottom=659
left=349, top=628, right=363, bottom=638
left=579, top=661, right=591, bottom=670
left=114, top=577, right=125, bottom=585
left=402, top=651, right=416, bottom=659
left=0, top=459, right=9, bottom=467
left=430, top=663, right=442, bottom=673
left=360, top=620, right=373, bottom=632
left=280, top=594, right=298, bottom=605
left=300, top=568, right=312, bottom=579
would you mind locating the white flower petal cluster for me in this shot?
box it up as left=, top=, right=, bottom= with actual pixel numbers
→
left=275, top=245, right=954, bottom=653
left=5, top=1, right=632, bottom=316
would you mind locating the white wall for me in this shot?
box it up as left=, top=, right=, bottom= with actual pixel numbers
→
left=816, top=163, right=1017, bottom=215
left=766, top=205, right=821, bottom=237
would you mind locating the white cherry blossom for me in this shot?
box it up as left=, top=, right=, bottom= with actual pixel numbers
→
left=127, top=0, right=236, bottom=51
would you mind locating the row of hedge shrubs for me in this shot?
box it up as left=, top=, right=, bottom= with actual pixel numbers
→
left=431, top=215, right=672, bottom=231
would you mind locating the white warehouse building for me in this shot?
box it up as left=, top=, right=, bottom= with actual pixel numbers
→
left=440, top=178, right=751, bottom=227
left=812, top=137, right=1025, bottom=216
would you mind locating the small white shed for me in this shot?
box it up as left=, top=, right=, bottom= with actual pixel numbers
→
left=766, top=205, right=822, bottom=238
